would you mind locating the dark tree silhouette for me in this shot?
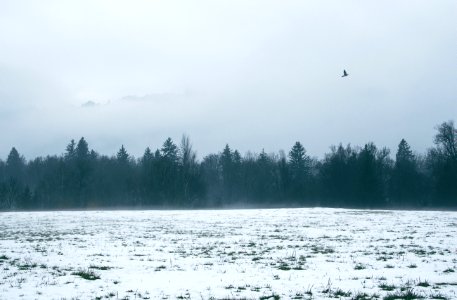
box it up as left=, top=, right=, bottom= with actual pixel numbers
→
left=391, top=139, right=423, bottom=206
left=6, top=147, right=26, bottom=181
left=65, top=139, right=76, bottom=160
left=179, top=135, right=203, bottom=205
left=434, top=121, right=457, bottom=160
left=75, top=137, right=92, bottom=207
left=320, top=144, right=358, bottom=206
left=220, top=144, right=234, bottom=201
left=427, top=121, right=457, bottom=205
left=117, top=145, right=130, bottom=163
left=288, top=142, right=311, bottom=201
left=157, top=137, right=179, bottom=203
left=0, top=121, right=456, bottom=211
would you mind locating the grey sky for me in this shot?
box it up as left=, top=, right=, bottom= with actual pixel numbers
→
left=1, top=0, right=456, bottom=160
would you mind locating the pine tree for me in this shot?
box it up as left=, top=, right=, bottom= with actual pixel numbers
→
left=74, top=137, right=91, bottom=207
left=3, top=148, right=26, bottom=209
left=154, top=149, right=161, bottom=159
left=220, top=144, right=232, bottom=170
left=288, top=142, right=310, bottom=200
left=288, top=142, right=308, bottom=175
left=392, top=139, right=421, bottom=206
left=161, top=138, right=178, bottom=163
left=258, top=149, right=268, bottom=164
left=232, top=150, right=242, bottom=165
left=6, top=147, right=25, bottom=181
left=320, top=144, right=357, bottom=206
left=396, top=139, right=414, bottom=165
left=158, top=138, right=179, bottom=203
left=220, top=144, right=233, bottom=200
left=65, top=139, right=76, bottom=160
left=357, top=143, right=379, bottom=206
left=117, top=145, right=129, bottom=163
left=142, top=147, right=153, bottom=164
left=76, top=137, right=89, bottom=161
left=140, top=147, right=155, bottom=205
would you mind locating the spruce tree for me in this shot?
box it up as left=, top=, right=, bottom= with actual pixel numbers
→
left=65, top=139, right=76, bottom=160
left=288, top=142, right=310, bottom=200
left=392, top=139, right=421, bottom=206
left=161, top=138, right=178, bottom=163
left=6, top=147, right=25, bottom=181
left=117, top=145, right=129, bottom=163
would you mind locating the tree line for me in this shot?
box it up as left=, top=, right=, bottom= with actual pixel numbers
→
left=1, top=121, right=456, bottom=210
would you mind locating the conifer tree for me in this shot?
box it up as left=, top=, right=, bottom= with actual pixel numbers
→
left=65, top=139, right=76, bottom=160
left=288, top=142, right=310, bottom=200
left=117, top=145, right=129, bottom=163
left=391, top=139, right=421, bottom=206
left=161, top=138, right=178, bottom=163
left=6, top=147, right=25, bottom=181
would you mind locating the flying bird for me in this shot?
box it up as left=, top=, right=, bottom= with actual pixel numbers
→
left=342, top=70, right=348, bottom=77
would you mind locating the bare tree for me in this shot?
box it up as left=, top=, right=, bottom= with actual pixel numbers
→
left=434, top=121, right=457, bottom=161
left=180, top=135, right=198, bottom=202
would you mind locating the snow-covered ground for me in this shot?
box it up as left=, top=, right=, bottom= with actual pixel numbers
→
left=0, top=208, right=456, bottom=300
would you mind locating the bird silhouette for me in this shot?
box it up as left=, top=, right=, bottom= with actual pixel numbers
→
left=342, top=70, right=348, bottom=77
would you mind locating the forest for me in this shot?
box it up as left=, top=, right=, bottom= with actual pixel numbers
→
left=0, top=121, right=456, bottom=210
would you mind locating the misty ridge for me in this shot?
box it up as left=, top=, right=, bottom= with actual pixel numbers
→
left=0, top=120, right=456, bottom=211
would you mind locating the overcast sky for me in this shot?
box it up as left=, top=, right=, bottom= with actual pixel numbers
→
left=1, top=0, right=456, bottom=160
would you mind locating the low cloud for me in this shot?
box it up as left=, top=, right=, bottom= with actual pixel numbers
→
left=0, top=1, right=456, bottom=160
left=81, top=100, right=100, bottom=108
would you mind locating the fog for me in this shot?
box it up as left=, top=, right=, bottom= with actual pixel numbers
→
left=1, top=0, right=456, bottom=159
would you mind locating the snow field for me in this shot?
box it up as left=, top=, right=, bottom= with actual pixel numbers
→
left=0, top=208, right=456, bottom=299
